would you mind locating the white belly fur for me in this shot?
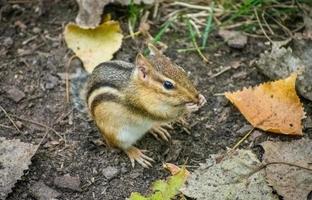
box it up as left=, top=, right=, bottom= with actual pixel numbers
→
left=117, top=119, right=153, bottom=149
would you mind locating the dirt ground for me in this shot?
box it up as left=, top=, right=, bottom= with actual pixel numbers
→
left=0, top=1, right=311, bottom=200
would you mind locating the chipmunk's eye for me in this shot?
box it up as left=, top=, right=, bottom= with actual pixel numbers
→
left=163, top=80, right=174, bottom=90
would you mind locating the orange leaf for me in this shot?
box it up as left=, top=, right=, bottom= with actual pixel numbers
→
left=225, top=74, right=304, bottom=135
left=163, top=163, right=190, bottom=177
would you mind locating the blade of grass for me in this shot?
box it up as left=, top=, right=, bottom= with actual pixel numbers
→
left=153, top=19, right=173, bottom=43
left=202, top=2, right=214, bottom=48
left=187, top=18, right=208, bottom=63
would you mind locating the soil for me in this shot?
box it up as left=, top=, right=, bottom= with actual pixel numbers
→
left=0, top=1, right=311, bottom=200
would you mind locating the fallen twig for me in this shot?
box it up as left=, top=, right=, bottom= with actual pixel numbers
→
left=0, top=105, right=21, bottom=133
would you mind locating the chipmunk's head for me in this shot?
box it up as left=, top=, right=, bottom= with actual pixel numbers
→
left=131, top=44, right=201, bottom=120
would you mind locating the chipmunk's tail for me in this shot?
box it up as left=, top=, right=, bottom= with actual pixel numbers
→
left=70, top=68, right=89, bottom=116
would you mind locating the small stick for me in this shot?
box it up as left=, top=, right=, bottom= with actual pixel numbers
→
left=0, top=124, right=15, bottom=130
left=245, top=161, right=312, bottom=179
left=261, top=10, right=274, bottom=35
left=187, top=18, right=208, bottom=63
left=171, top=2, right=223, bottom=13
left=177, top=46, right=206, bottom=53
left=254, top=8, right=273, bottom=43
left=189, top=19, right=201, bottom=37
left=34, top=128, right=50, bottom=153
left=213, top=93, right=225, bottom=96
left=0, top=105, right=21, bottom=133
left=232, top=127, right=255, bottom=150
left=209, top=66, right=232, bottom=78
left=153, top=1, right=159, bottom=19
left=65, top=55, right=78, bottom=104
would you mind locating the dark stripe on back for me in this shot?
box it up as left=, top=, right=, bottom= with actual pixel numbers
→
left=87, top=82, right=119, bottom=100
left=91, top=93, right=119, bottom=115
left=93, top=62, right=133, bottom=72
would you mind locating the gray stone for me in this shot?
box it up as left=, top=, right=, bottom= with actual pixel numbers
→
left=218, top=30, right=247, bottom=49
left=256, top=39, right=312, bottom=101
left=3, top=37, right=13, bottom=47
left=54, top=174, right=81, bottom=192
left=102, top=166, right=119, bottom=180
left=7, top=87, right=25, bottom=102
left=44, top=74, right=59, bottom=90
left=30, top=181, right=60, bottom=200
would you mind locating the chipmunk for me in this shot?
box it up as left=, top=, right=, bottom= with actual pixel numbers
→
left=85, top=44, right=206, bottom=167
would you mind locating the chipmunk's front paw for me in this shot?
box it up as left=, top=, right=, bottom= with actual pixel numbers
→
left=186, top=103, right=200, bottom=113
left=125, top=146, right=154, bottom=168
left=198, top=94, right=207, bottom=107
left=186, top=94, right=206, bottom=113
left=149, top=123, right=173, bottom=142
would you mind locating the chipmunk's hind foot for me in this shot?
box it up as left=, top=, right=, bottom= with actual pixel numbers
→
left=125, top=146, right=154, bottom=168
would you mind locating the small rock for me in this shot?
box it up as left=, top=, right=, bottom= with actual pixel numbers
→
left=54, top=174, right=81, bottom=192
left=32, top=27, right=41, bottom=34
left=257, top=39, right=312, bottom=101
left=218, top=30, right=247, bottom=49
left=3, top=37, right=13, bottom=48
left=30, top=181, right=60, bottom=200
left=250, top=130, right=263, bottom=141
left=43, top=74, right=59, bottom=90
left=7, top=87, right=25, bottom=102
left=304, top=116, right=312, bottom=129
left=102, top=166, right=119, bottom=180
left=15, top=121, right=23, bottom=129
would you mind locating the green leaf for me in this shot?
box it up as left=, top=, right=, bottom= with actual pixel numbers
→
left=129, top=167, right=188, bottom=200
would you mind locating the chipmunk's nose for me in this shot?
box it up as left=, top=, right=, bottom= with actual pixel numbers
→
left=195, top=94, right=201, bottom=104
left=189, top=93, right=200, bottom=104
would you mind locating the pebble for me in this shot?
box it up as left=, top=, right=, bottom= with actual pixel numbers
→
left=218, top=30, right=247, bottom=49
left=30, top=181, right=60, bottom=200
left=102, top=166, right=120, bottom=180
left=3, top=37, right=13, bottom=47
left=32, top=27, right=41, bottom=34
left=54, top=174, right=81, bottom=192
left=6, top=87, right=25, bottom=102
left=44, top=74, right=59, bottom=90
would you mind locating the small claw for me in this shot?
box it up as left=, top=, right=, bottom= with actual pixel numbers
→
left=186, top=103, right=200, bottom=113
left=130, top=158, right=135, bottom=168
left=150, top=131, right=161, bottom=141
left=177, top=117, right=189, bottom=126
left=125, top=147, right=154, bottom=168
left=149, top=123, right=172, bottom=142
left=162, top=123, right=173, bottom=130
left=141, top=154, right=155, bottom=162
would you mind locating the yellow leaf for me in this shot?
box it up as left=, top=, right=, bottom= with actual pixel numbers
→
left=64, top=20, right=123, bottom=73
left=225, top=74, right=305, bottom=135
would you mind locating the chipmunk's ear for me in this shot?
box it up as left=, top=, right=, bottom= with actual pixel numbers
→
left=135, top=53, right=153, bottom=81
left=147, top=43, right=162, bottom=56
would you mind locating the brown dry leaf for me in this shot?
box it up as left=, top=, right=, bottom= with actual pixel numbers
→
left=261, top=139, right=312, bottom=200
left=225, top=74, right=304, bottom=135
left=64, top=20, right=123, bottom=73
